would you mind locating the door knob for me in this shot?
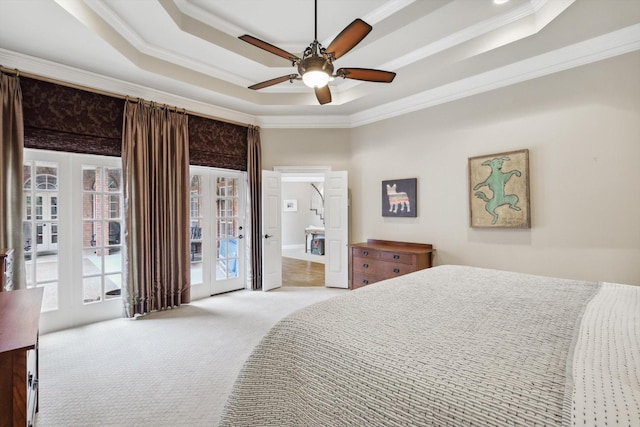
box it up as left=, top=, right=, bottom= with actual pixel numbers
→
left=264, top=234, right=273, bottom=239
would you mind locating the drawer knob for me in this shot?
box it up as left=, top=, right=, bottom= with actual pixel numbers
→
left=393, top=268, right=400, bottom=273
left=363, top=263, right=369, bottom=268
left=393, top=254, right=400, bottom=259
left=363, top=250, right=368, bottom=255
left=363, top=279, right=369, bottom=284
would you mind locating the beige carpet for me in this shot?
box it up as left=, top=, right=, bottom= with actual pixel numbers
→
left=37, top=286, right=348, bottom=426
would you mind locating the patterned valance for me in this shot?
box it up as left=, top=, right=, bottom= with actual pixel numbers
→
left=21, top=77, right=124, bottom=157
left=189, top=115, right=247, bottom=171
left=20, top=77, right=248, bottom=170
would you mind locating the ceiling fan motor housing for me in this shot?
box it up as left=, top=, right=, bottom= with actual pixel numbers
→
left=298, top=55, right=334, bottom=77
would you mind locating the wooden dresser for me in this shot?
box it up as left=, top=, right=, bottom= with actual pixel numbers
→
left=0, top=248, right=14, bottom=291
left=348, top=239, right=434, bottom=290
left=0, top=287, right=44, bottom=427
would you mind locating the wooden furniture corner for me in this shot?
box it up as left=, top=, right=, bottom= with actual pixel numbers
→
left=0, top=287, right=44, bottom=427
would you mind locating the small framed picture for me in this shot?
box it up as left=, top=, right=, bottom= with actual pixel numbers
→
left=382, top=178, right=417, bottom=217
left=283, top=199, right=298, bottom=212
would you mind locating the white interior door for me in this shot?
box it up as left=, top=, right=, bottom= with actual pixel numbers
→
left=324, top=171, right=349, bottom=288
left=262, top=170, right=282, bottom=291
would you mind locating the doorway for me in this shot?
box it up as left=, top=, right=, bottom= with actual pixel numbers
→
left=275, top=166, right=330, bottom=287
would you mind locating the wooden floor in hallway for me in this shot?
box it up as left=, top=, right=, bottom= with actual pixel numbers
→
left=282, top=257, right=324, bottom=287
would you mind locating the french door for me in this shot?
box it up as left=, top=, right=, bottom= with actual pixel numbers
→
left=189, top=167, right=246, bottom=298
left=24, top=149, right=124, bottom=333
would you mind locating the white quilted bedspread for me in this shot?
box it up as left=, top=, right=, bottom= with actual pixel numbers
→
left=220, top=265, right=638, bottom=426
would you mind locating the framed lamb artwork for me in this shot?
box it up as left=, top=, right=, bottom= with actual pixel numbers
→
left=468, top=149, right=530, bottom=228
left=382, top=178, right=417, bottom=217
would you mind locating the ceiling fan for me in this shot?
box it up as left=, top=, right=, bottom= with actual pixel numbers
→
left=239, top=0, right=396, bottom=105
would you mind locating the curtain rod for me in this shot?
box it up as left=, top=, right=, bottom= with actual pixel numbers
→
left=0, top=65, right=251, bottom=128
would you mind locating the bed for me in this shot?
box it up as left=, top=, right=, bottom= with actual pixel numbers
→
left=219, top=265, right=640, bottom=426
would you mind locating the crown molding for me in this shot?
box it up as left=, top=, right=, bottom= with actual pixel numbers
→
left=347, top=23, right=640, bottom=128
left=257, top=114, right=352, bottom=129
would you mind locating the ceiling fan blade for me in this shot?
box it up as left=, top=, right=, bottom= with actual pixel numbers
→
left=325, top=19, right=372, bottom=60
left=337, top=68, right=396, bottom=83
left=249, top=74, right=299, bottom=90
left=315, top=85, right=332, bottom=105
left=239, top=35, right=300, bottom=62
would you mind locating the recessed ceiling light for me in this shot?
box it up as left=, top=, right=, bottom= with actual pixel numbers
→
left=494, top=0, right=510, bottom=4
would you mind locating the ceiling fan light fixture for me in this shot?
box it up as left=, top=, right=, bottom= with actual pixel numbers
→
left=302, top=70, right=330, bottom=88
left=300, top=55, right=334, bottom=88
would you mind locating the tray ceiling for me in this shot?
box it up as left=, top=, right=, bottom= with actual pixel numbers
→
left=0, top=0, right=639, bottom=127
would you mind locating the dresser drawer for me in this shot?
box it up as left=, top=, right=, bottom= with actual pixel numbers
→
left=352, top=272, right=384, bottom=289
left=352, top=257, right=383, bottom=275
left=378, top=262, right=417, bottom=279
left=380, top=251, right=416, bottom=265
left=352, top=247, right=381, bottom=259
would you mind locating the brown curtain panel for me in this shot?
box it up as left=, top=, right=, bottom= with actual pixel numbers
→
left=247, top=125, right=262, bottom=290
left=121, top=101, right=190, bottom=317
left=0, top=74, right=25, bottom=291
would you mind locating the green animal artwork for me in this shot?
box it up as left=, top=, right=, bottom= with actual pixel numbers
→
left=473, top=157, right=522, bottom=225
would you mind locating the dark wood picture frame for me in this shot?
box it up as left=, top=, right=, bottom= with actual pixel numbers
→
left=468, top=149, right=530, bottom=228
left=382, top=178, right=417, bottom=217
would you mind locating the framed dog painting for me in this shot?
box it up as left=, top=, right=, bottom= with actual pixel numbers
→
left=382, top=178, right=417, bottom=217
left=468, top=149, right=530, bottom=228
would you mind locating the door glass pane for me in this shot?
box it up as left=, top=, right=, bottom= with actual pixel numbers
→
left=25, top=196, right=32, bottom=220
left=50, top=224, right=58, bottom=244
left=83, top=166, right=98, bottom=191
left=36, top=253, right=59, bottom=282
left=35, top=197, right=43, bottom=220
left=105, top=251, right=122, bottom=273
left=36, top=223, right=44, bottom=244
left=50, top=196, right=58, bottom=219
left=106, top=168, right=122, bottom=192
left=83, top=249, right=102, bottom=275
left=105, top=274, right=122, bottom=299
left=83, top=194, right=98, bottom=219
left=83, top=276, right=102, bottom=303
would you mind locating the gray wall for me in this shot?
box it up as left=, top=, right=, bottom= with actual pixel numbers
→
left=349, top=52, right=640, bottom=285
left=260, top=52, right=640, bottom=285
